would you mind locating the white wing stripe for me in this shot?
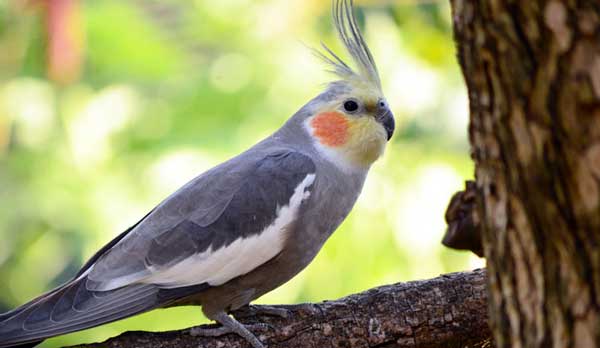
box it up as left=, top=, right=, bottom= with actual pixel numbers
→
left=139, top=173, right=316, bottom=288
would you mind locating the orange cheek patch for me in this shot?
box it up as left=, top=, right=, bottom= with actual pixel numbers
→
left=310, top=112, right=349, bottom=147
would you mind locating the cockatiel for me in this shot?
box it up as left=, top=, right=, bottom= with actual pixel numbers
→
left=0, top=0, right=394, bottom=347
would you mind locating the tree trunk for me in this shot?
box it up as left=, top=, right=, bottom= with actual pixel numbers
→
left=450, top=0, right=600, bottom=347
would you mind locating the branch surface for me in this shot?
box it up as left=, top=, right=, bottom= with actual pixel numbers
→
left=73, top=269, right=490, bottom=348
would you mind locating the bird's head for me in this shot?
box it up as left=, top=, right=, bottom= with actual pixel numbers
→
left=302, top=0, right=394, bottom=172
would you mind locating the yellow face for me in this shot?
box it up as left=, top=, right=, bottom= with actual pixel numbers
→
left=306, top=86, right=393, bottom=169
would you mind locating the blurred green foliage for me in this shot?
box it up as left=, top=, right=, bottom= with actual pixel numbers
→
left=0, top=0, right=479, bottom=346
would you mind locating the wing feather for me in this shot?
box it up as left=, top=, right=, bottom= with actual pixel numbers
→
left=86, top=150, right=316, bottom=291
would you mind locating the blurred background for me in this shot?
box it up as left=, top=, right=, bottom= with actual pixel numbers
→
left=0, top=0, right=481, bottom=346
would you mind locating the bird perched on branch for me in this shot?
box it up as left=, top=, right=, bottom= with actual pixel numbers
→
left=0, top=0, right=394, bottom=347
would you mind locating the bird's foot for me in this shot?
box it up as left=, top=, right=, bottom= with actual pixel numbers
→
left=189, top=322, right=271, bottom=337
left=191, top=311, right=269, bottom=348
left=189, top=325, right=232, bottom=337
left=232, top=304, right=291, bottom=319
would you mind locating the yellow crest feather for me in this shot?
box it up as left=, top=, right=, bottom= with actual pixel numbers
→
left=316, top=0, right=381, bottom=90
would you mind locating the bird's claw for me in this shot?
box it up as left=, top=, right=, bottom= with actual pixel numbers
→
left=190, top=324, right=271, bottom=336
left=232, top=304, right=291, bottom=319
left=189, top=325, right=233, bottom=337
left=190, top=322, right=269, bottom=348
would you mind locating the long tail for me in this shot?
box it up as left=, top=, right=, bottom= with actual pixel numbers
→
left=0, top=277, right=164, bottom=348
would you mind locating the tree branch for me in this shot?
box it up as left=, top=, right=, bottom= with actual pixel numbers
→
left=73, top=269, right=490, bottom=348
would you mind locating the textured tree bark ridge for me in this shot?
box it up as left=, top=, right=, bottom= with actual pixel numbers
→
left=443, top=181, right=483, bottom=257
left=451, top=0, right=600, bottom=347
left=72, top=269, right=489, bottom=348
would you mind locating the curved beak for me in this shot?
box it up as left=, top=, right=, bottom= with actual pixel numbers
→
left=376, top=103, right=395, bottom=141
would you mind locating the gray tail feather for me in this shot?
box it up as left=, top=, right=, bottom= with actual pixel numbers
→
left=0, top=341, right=41, bottom=348
left=0, top=277, right=162, bottom=348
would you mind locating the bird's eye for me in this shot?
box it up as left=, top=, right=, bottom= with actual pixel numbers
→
left=343, top=99, right=359, bottom=113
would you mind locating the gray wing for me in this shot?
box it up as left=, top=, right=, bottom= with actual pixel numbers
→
left=0, top=274, right=208, bottom=347
left=86, top=149, right=316, bottom=291
left=0, top=149, right=316, bottom=348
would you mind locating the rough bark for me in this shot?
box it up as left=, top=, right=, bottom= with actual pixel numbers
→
left=443, top=180, right=483, bottom=257
left=71, top=269, right=489, bottom=348
left=450, top=0, right=600, bottom=347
